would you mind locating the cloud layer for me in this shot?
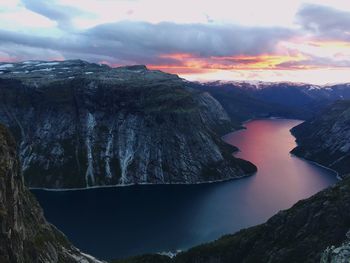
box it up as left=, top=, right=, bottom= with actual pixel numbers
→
left=1, top=1, right=350, bottom=83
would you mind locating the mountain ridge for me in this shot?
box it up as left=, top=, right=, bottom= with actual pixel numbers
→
left=291, top=100, right=350, bottom=177
left=0, top=60, right=256, bottom=189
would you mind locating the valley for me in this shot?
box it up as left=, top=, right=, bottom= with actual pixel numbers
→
left=2, top=1, right=350, bottom=262
left=0, top=60, right=349, bottom=263
left=32, top=118, right=337, bottom=260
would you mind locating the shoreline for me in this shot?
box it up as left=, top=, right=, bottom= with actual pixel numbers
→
left=30, top=118, right=314, bottom=193
left=31, top=120, right=261, bottom=193
left=29, top=172, right=257, bottom=192
left=290, top=153, right=341, bottom=180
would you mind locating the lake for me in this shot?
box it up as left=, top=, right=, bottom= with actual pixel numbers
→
left=32, top=119, right=338, bottom=260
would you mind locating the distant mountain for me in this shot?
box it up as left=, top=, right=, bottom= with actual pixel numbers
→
left=0, top=60, right=256, bottom=189
left=192, top=81, right=350, bottom=121
left=291, top=100, right=350, bottom=177
left=0, top=124, right=103, bottom=262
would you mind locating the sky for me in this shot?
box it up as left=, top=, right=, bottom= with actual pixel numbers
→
left=1, top=0, right=350, bottom=84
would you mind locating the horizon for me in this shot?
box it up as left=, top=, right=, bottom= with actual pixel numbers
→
left=2, top=59, right=350, bottom=86
left=1, top=0, right=350, bottom=84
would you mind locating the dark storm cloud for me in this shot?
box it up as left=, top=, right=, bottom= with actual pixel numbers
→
left=296, top=4, right=350, bottom=41
left=0, top=21, right=294, bottom=65
left=87, top=22, right=293, bottom=57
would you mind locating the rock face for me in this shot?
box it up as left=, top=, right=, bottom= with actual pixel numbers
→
left=291, top=100, right=350, bottom=177
left=0, top=60, right=256, bottom=189
left=0, top=124, right=103, bottom=262
left=113, top=177, right=350, bottom=263
left=321, top=231, right=350, bottom=263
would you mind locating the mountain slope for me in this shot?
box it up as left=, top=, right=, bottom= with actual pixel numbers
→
left=0, top=124, right=103, bottom=263
left=114, top=177, right=350, bottom=263
left=291, top=100, right=350, bottom=177
left=0, top=61, right=256, bottom=189
left=192, top=81, right=350, bottom=121
left=114, top=101, right=350, bottom=263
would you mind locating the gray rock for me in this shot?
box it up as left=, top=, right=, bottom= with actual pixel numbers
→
left=291, top=100, right=350, bottom=177
left=0, top=60, right=256, bottom=189
left=0, top=124, right=104, bottom=263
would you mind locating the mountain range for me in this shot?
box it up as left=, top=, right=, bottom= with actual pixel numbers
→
left=1, top=60, right=350, bottom=262
left=0, top=60, right=256, bottom=189
left=2, top=60, right=350, bottom=189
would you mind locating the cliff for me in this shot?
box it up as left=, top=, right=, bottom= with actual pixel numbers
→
left=0, top=124, right=103, bottom=262
left=291, top=100, right=350, bottom=177
left=0, top=60, right=256, bottom=189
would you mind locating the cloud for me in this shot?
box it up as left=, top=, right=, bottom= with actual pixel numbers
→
left=0, top=21, right=294, bottom=65
left=1, top=3, right=350, bottom=77
left=276, top=56, right=350, bottom=69
left=21, top=0, right=90, bottom=29
left=296, top=4, right=350, bottom=41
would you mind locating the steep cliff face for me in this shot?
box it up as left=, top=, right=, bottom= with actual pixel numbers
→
left=291, top=100, right=350, bottom=177
left=114, top=177, right=350, bottom=263
left=0, top=124, right=103, bottom=262
left=0, top=61, right=256, bottom=188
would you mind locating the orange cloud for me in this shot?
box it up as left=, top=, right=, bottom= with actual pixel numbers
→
left=148, top=52, right=309, bottom=75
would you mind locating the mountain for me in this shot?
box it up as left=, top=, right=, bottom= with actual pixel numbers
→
left=0, top=124, right=103, bottom=262
left=113, top=177, right=350, bottom=263
left=291, top=100, right=350, bottom=177
left=113, top=99, right=350, bottom=263
left=0, top=60, right=256, bottom=189
left=192, top=81, right=350, bottom=121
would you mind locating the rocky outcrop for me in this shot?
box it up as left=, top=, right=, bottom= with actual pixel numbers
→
left=0, top=60, right=256, bottom=189
left=321, top=231, right=350, bottom=263
left=291, top=100, right=350, bottom=177
left=113, top=176, right=350, bottom=263
left=0, top=124, right=103, bottom=262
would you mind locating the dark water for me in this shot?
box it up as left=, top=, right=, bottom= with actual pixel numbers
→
left=32, top=119, right=338, bottom=260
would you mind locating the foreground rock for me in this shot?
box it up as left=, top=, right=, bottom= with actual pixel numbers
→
left=0, top=60, right=256, bottom=189
left=0, top=124, right=103, bottom=262
left=291, top=100, right=350, bottom=177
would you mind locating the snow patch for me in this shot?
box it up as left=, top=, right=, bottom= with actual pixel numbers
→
left=35, top=62, right=60, bottom=66
left=32, top=68, right=54, bottom=72
left=22, top=61, right=39, bottom=64
left=308, top=86, right=320, bottom=91
left=0, top=64, right=13, bottom=69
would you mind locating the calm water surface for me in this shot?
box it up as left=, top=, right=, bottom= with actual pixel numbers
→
left=32, top=119, right=338, bottom=260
